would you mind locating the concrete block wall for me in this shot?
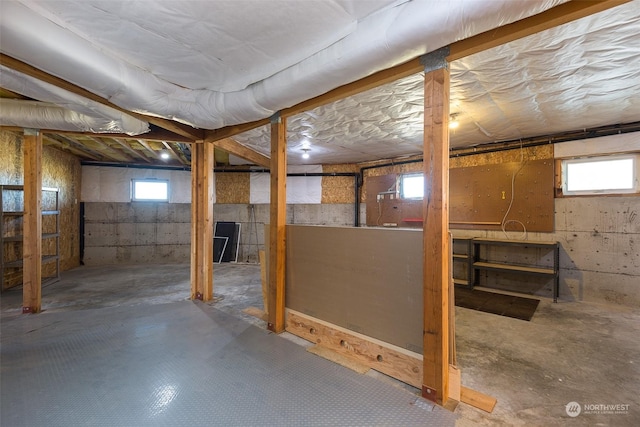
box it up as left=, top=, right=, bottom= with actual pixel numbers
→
left=83, top=202, right=191, bottom=265
left=453, top=196, right=640, bottom=308
left=84, top=197, right=639, bottom=308
left=83, top=202, right=364, bottom=265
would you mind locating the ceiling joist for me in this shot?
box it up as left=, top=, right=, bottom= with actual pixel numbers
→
left=85, top=136, right=134, bottom=163
left=112, top=138, right=152, bottom=163
left=162, top=141, right=189, bottom=165
left=45, top=134, right=105, bottom=161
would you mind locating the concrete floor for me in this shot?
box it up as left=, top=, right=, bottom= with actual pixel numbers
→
left=2, top=263, right=639, bottom=426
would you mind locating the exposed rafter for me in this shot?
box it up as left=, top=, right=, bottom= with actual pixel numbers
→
left=162, top=141, right=189, bottom=165
left=112, top=138, right=152, bottom=163
left=44, top=134, right=103, bottom=161
left=136, top=139, right=160, bottom=159
left=85, top=136, right=134, bottom=162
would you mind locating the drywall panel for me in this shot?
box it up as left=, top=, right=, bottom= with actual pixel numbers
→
left=555, top=133, right=640, bottom=158
left=284, top=225, right=424, bottom=353
left=81, top=166, right=194, bottom=203
left=249, top=165, right=322, bottom=204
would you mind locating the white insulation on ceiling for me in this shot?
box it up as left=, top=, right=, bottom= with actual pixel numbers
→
left=0, top=0, right=566, bottom=130
left=233, top=1, right=640, bottom=164
left=0, top=65, right=149, bottom=135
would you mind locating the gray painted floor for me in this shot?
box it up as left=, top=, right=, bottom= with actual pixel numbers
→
left=2, top=263, right=639, bottom=426
left=1, top=264, right=454, bottom=426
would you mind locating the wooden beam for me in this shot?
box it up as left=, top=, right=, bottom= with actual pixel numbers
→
left=42, top=134, right=102, bottom=161
left=85, top=136, right=134, bottom=162
left=281, top=58, right=423, bottom=119
left=162, top=141, right=189, bottom=165
left=112, top=138, right=152, bottom=163
left=421, top=63, right=451, bottom=406
left=204, top=118, right=270, bottom=143
left=267, top=115, right=287, bottom=333
left=214, top=138, right=270, bottom=168
left=46, top=134, right=106, bottom=161
left=447, top=0, right=630, bottom=61
left=0, top=53, right=204, bottom=141
left=208, top=0, right=626, bottom=137
left=22, top=129, right=42, bottom=314
left=190, top=140, right=214, bottom=301
left=136, top=139, right=160, bottom=159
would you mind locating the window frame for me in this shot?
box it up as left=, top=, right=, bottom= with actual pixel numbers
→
left=131, top=178, right=170, bottom=202
left=561, top=153, right=639, bottom=196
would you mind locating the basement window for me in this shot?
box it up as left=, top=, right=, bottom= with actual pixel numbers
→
left=562, top=154, right=638, bottom=196
left=401, top=173, right=424, bottom=199
left=131, top=179, right=169, bottom=202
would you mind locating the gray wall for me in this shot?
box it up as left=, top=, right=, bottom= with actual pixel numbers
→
left=452, top=196, right=640, bottom=308
left=83, top=196, right=639, bottom=308
left=83, top=202, right=362, bottom=265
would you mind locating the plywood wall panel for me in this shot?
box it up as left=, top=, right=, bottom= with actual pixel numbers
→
left=216, top=172, right=250, bottom=204
left=0, top=130, right=81, bottom=275
left=450, top=159, right=555, bottom=232
left=321, top=164, right=357, bottom=204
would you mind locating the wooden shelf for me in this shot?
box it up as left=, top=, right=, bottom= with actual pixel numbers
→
left=453, top=237, right=559, bottom=302
left=1, top=185, right=60, bottom=291
left=473, top=261, right=555, bottom=276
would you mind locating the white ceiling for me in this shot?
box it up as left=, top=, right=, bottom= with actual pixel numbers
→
left=1, top=0, right=639, bottom=166
left=234, top=1, right=640, bottom=164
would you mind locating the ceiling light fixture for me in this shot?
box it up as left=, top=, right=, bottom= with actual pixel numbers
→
left=302, top=148, right=310, bottom=160
left=160, top=151, right=170, bottom=160
left=449, top=113, right=460, bottom=129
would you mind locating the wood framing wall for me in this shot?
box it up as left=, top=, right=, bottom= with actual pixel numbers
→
left=0, top=130, right=81, bottom=277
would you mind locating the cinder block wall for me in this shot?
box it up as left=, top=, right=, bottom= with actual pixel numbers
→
left=83, top=202, right=363, bottom=265
left=452, top=196, right=640, bottom=308
left=83, top=202, right=191, bottom=265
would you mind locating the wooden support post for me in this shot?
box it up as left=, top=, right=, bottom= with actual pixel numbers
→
left=190, top=141, right=214, bottom=301
left=421, top=49, right=451, bottom=406
left=267, top=114, right=287, bottom=333
left=22, top=129, right=42, bottom=314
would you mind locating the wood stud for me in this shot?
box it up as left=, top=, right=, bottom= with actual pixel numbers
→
left=22, top=130, right=43, bottom=313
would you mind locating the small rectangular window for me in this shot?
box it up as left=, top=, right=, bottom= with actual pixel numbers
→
left=132, top=179, right=169, bottom=201
left=562, top=154, right=638, bottom=195
left=401, top=173, right=424, bottom=199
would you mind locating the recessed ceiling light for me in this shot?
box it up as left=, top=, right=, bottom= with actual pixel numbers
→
left=160, top=151, right=170, bottom=159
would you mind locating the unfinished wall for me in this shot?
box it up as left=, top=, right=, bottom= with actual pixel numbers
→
left=82, top=166, right=192, bottom=265
left=0, top=130, right=81, bottom=287
left=82, top=165, right=362, bottom=265
left=451, top=136, right=640, bottom=308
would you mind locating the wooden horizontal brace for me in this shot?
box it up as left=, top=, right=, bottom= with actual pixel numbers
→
left=0, top=53, right=204, bottom=141
left=447, top=0, right=630, bottom=61
left=286, top=309, right=424, bottom=388
left=204, top=118, right=271, bottom=143
left=285, top=309, right=496, bottom=412
left=214, top=137, right=270, bottom=168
